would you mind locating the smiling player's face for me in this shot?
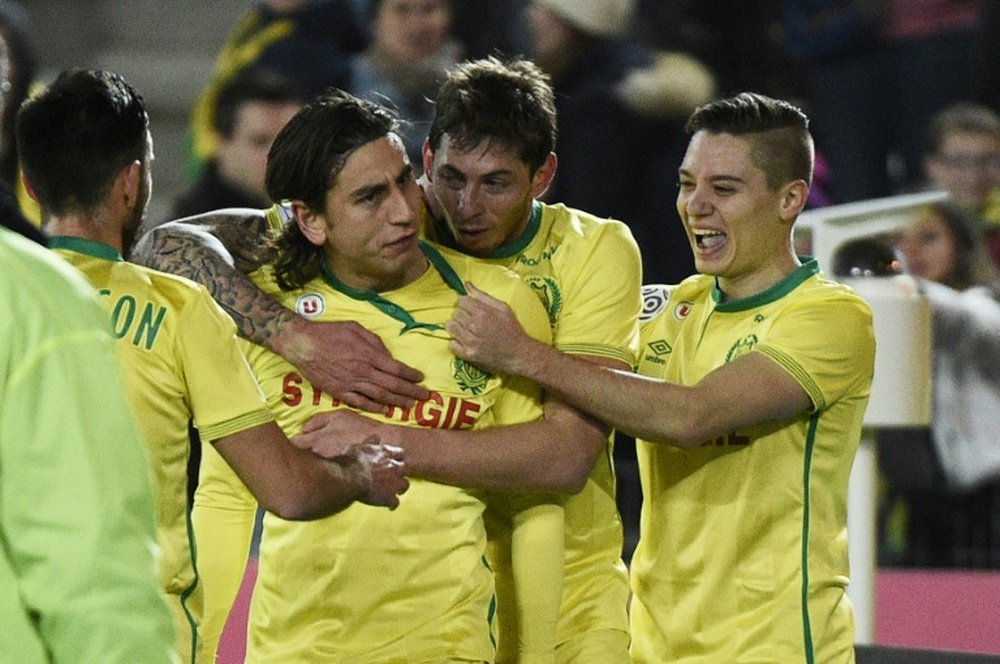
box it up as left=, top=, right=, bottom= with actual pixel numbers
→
left=676, top=131, right=804, bottom=300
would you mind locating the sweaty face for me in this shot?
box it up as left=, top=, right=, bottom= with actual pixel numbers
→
left=424, top=135, right=542, bottom=257
left=895, top=210, right=958, bottom=286
left=676, top=131, right=802, bottom=300
left=216, top=100, right=301, bottom=204
left=311, top=134, right=424, bottom=291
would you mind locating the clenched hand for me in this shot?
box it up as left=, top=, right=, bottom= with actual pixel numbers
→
left=445, top=283, right=534, bottom=375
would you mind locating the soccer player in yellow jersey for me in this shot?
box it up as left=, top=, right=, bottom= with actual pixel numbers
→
left=180, top=90, right=563, bottom=662
left=445, top=93, right=876, bottom=663
left=16, top=69, right=408, bottom=664
left=138, top=56, right=641, bottom=663
left=296, top=56, right=641, bottom=663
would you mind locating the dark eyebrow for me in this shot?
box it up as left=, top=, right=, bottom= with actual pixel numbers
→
left=677, top=168, right=745, bottom=186
left=350, top=180, right=389, bottom=202
left=438, top=163, right=466, bottom=178
left=439, top=163, right=514, bottom=181
left=349, top=163, right=412, bottom=201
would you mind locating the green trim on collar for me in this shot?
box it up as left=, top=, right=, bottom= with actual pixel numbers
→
left=319, top=241, right=465, bottom=334
left=420, top=241, right=467, bottom=295
left=48, top=236, right=124, bottom=262
left=712, top=258, right=820, bottom=312
left=486, top=200, right=542, bottom=259
left=430, top=200, right=542, bottom=259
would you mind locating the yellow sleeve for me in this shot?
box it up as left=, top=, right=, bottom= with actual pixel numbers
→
left=192, top=441, right=258, bottom=664
left=554, top=219, right=641, bottom=365
left=756, top=287, right=875, bottom=410
left=179, top=285, right=274, bottom=442
left=484, top=274, right=563, bottom=662
left=486, top=493, right=564, bottom=664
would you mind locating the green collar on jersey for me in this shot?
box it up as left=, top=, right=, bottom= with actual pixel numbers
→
left=48, top=236, right=124, bottom=262
left=433, top=200, right=542, bottom=259
left=711, top=257, right=820, bottom=312
left=319, top=240, right=465, bottom=334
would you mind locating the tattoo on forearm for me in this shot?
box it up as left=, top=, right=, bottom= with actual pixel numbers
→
left=131, top=212, right=292, bottom=351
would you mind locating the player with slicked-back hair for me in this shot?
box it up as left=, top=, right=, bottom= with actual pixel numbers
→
left=445, top=91, right=875, bottom=662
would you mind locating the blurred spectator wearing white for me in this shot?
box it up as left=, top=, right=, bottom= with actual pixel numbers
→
left=879, top=201, right=1000, bottom=568
left=524, top=0, right=714, bottom=286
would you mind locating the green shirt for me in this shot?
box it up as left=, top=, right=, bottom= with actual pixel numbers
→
left=0, top=227, right=175, bottom=663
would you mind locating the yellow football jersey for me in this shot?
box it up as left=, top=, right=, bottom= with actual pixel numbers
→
left=197, top=238, right=557, bottom=663
left=429, top=200, right=642, bottom=654
left=630, top=261, right=874, bottom=663
left=51, top=236, right=274, bottom=664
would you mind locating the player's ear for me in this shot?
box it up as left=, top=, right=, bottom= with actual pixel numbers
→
left=289, top=200, right=327, bottom=247
left=119, top=160, right=142, bottom=209
left=20, top=173, right=39, bottom=203
left=779, top=179, right=809, bottom=223
left=422, top=138, right=435, bottom=181
left=529, top=152, right=557, bottom=199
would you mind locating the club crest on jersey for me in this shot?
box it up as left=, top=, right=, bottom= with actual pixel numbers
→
left=725, top=334, right=758, bottom=362
left=453, top=358, right=491, bottom=395
left=640, top=284, right=671, bottom=322
left=295, top=293, right=326, bottom=318
left=526, top=276, right=562, bottom=327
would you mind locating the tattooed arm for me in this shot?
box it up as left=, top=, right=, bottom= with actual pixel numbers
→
left=132, top=210, right=428, bottom=413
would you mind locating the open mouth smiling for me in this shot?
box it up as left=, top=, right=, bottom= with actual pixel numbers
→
left=694, top=230, right=727, bottom=250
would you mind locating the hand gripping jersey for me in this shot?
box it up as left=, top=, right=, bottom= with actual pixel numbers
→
left=429, top=200, right=642, bottom=659
left=197, top=233, right=557, bottom=663
left=630, top=260, right=875, bottom=663
left=50, top=236, right=274, bottom=664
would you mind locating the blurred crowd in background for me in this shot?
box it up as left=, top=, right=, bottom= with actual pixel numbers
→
left=3, top=0, right=999, bottom=570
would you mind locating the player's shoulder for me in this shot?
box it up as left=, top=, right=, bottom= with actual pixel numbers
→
left=2, top=228, right=101, bottom=314
left=794, top=271, right=874, bottom=316
left=112, top=261, right=231, bottom=329
left=541, top=201, right=636, bottom=243
left=127, top=260, right=212, bottom=300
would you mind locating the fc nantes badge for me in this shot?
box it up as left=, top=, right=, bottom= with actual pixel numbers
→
left=526, top=276, right=562, bottom=327
left=725, top=334, right=758, bottom=362
left=453, top=357, right=490, bottom=395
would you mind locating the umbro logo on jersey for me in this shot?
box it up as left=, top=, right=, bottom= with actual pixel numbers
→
left=648, top=339, right=671, bottom=356
left=643, top=339, right=672, bottom=365
left=296, top=293, right=325, bottom=318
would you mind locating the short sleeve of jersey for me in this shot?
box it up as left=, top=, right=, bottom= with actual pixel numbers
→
left=553, top=218, right=641, bottom=367
left=178, top=285, right=273, bottom=441
left=755, top=285, right=875, bottom=412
